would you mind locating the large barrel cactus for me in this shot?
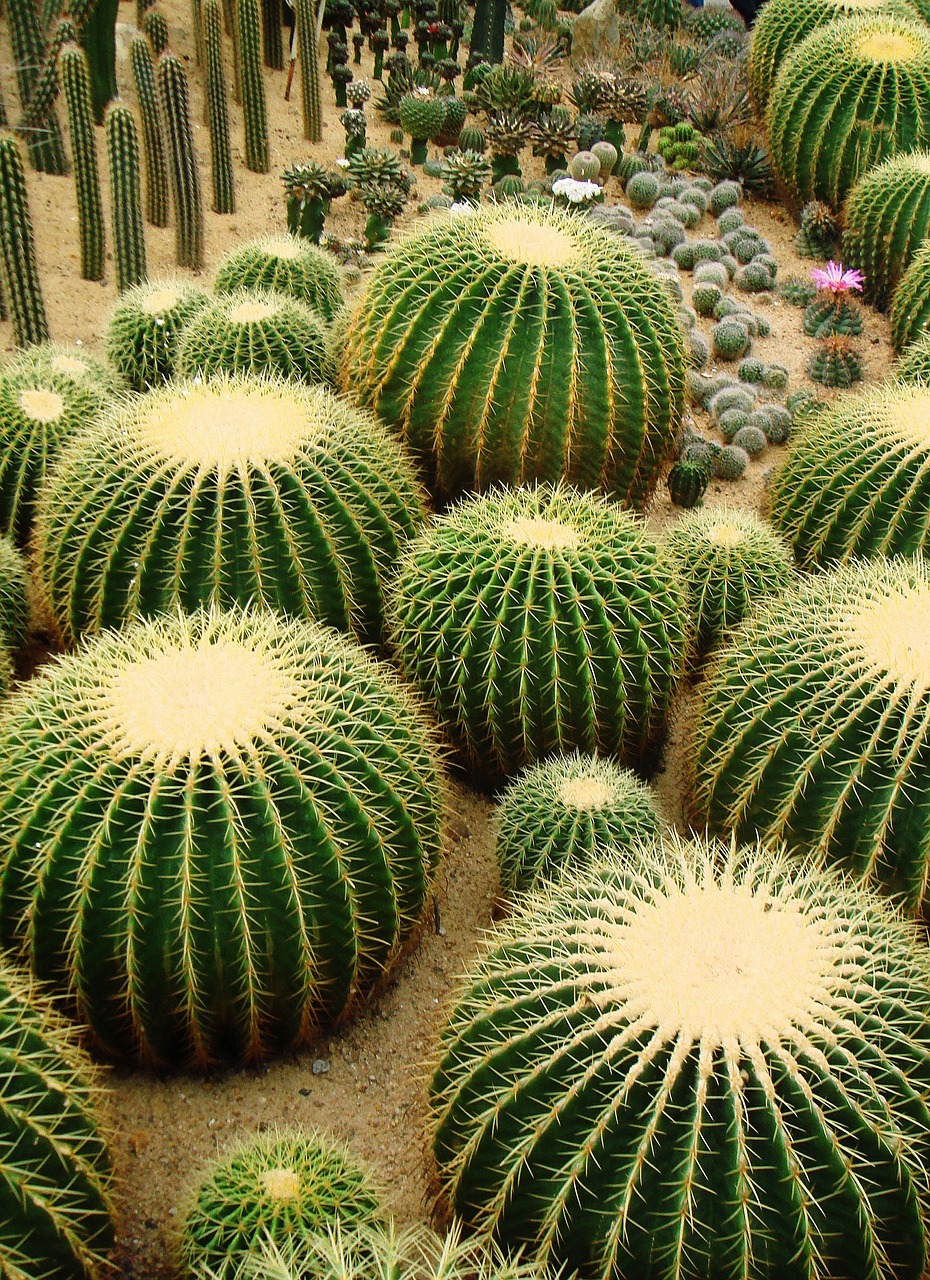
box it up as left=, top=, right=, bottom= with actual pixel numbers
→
left=431, top=833, right=930, bottom=1280
left=891, top=239, right=930, bottom=351
left=0, top=955, right=115, bottom=1280
left=842, top=151, right=930, bottom=308
left=767, top=379, right=930, bottom=564
left=0, top=605, right=445, bottom=1069
left=35, top=372, right=426, bottom=647
left=388, top=484, right=688, bottom=784
left=343, top=205, right=686, bottom=506
left=766, top=14, right=930, bottom=210
left=693, top=556, right=930, bottom=912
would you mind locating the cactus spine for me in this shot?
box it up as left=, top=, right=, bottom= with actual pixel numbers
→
left=0, top=134, right=50, bottom=347
left=7, top=0, right=70, bottom=172
left=59, top=43, right=105, bottom=282
left=203, top=0, right=235, bottom=213
left=295, top=0, right=323, bottom=142
left=105, top=101, right=146, bottom=292
left=156, top=50, right=205, bottom=269
left=237, top=0, right=270, bottom=172
left=129, top=34, right=170, bottom=227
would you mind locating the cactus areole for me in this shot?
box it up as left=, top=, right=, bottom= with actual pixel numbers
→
left=343, top=205, right=686, bottom=506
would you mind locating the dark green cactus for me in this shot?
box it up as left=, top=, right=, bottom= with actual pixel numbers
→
left=104, top=276, right=210, bottom=389
left=808, top=336, right=863, bottom=386
left=295, top=0, right=323, bottom=142
left=845, top=150, right=930, bottom=309
left=214, top=234, right=344, bottom=318
left=343, top=205, right=686, bottom=507
left=129, top=34, right=170, bottom=227
left=79, top=0, right=119, bottom=122
left=0, top=604, right=445, bottom=1069
left=895, top=328, right=930, bottom=379
left=399, top=91, right=447, bottom=164
left=35, top=372, right=427, bottom=646
left=237, top=0, right=269, bottom=172
left=0, top=533, right=30, bottom=651
left=891, top=239, right=930, bottom=350
left=470, top=0, right=506, bottom=64
left=203, top=0, right=235, bottom=214
left=7, top=0, right=70, bottom=172
left=143, top=6, right=170, bottom=54
left=388, top=484, right=688, bottom=784
left=431, top=832, right=930, bottom=1277
left=794, top=199, right=839, bottom=259
left=0, top=134, right=50, bottom=347
left=156, top=51, right=205, bottom=269
left=766, top=15, right=930, bottom=209
left=262, top=0, right=285, bottom=69
left=802, top=292, right=863, bottom=337
left=666, top=457, right=710, bottom=508
left=440, top=148, right=493, bottom=203
left=59, top=43, right=105, bottom=281
left=105, top=101, right=146, bottom=292
left=16, top=16, right=77, bottom=153
left=0, top=955, right=116, bottom=1279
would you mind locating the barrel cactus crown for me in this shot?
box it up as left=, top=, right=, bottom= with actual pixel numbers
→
left=213, top=234, right=344, bottom=319
left=767, top=379, right=930, bottom=564
left=389, top=484, right=688, bottom=784
left=495, top=752, right=663, bottom=894
left=0, top=957, right=115, bottom=1280
left=693, top=556, right=930, bottom=912
left=431, top=833, right=930, bottom=1279
left=105, top=276, right=211, bottom=389
left=35, top=372, right=426, bottom=647
left=0, top=605, right=445, bottom=1068
left=4, top=342, right=122, bottom=395
left=181, top=1129, right=382, bottom=1279
left=842, top=151, right=930, bottom=308
left=890, top=238, right=930, bottom=351
left=766, top=14, right=930, bottom=210
left=343, top=205, right=686, bottom=506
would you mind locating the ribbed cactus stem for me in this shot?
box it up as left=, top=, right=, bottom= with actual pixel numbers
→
left=0, top=134, right=50, bottom=346
left=237, top=0, right=269, bottom=172
left=156, top=51, right=204, bottom=270
left=59, top=42, right=105, bottom=282
left=17, top=17, right=76, bottom=138
left=129, top=35, right=170, bottom=227
left=203, top=0, right=235, bottom=213
left=143, top=7, right=171, bottom=55
left=105, top=101, right=147, bottom=292
left=470, top=0, right=505, bottom=62
left=295, top=0, right=323, bottom=142
left=79, top=0, right=119, bottom=122
left=7, top=0, right=70, bottom=172
left=262, top=0, right=285, bottom=68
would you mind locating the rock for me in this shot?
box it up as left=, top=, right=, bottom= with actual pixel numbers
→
left=571, top=0, right=622, bottom=65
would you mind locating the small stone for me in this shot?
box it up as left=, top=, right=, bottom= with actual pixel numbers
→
left=312, top=1058, right=331, bottom=1075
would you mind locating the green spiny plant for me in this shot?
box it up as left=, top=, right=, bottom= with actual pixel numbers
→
left=16, top=16, right=76, bottom=161
left=156, top=50, right=205, bottom=269
left=732, top=424, right=767, bottom=455
left=59, top=43, right=105, bottom=282
left=712, top=316, right=751, bottom=360
left=399, top=91, right=449, bottom=165
left=709, top=178, right=741, bottom=214
left=430, top=832, right=930, bottom=1273
left=666, top=456, right=710, bottom=508
left=237, top=0, right=269, bottom=172
left=440, top=148, right=493, bottom=202
left=778, top=273, right=817, bottom=305
left=4, top=341, right=121, bottom=395
left=808, top=335, right=862, bottom=386
left=0, top=954, right=116, bottom=1279
left=0, top=605, right=445, bottom=1068
left=79, top=0, right=119, bottom=121
left=470, top=0, right=506, bottom=64
left=281, top=160, right=342, bottom=243
left=484, top=109, right=534, bottom=180
left=104, top=276, right=210, bottom=389
left=766, top=14, right=930, bottom=209
left=0, top=134, right=50, bottom=347
left=458, top=123, right=486, bottom=152
left=625, top=168, right=662, bottom=209
left=842, top=150, right=930, bottom=308
left=0, top=533, right=29, bottom=652
left=202, top=0, right=235, bottom=214
left=683, top=4, right=746, bottom=38
left=129, top=34, right=170, bottom=227
left=294, top=0, right=323, bottom=141
left=340, top=106, right=367, bottom=157
left=891, top=238, right=930, bottom=350
left=143, top=6, right=170, bottom=54
left=803, top=291, right=863, bottom=337
left=359, top=181, right=408, bottom=248
left=714, top=443, right=749, bottom=478
left=104, top=101, right=146, bottom=292
left=700, top=127, right=775, bottom=197
left=388, top=484, right=688, bottom=783
left=213, top=234, right=344, bottom=318
left=895, top=328, right=930, bottom=380
left=530, top=107, right=574, bottom=173
left=6, top=0, right=69, bottom=172
left=794, top=198, right=839, bottom=258
left=35, top=372, right=427, bottom=646
left=180, top=1129, right=382, bottom=1279
left=342, top=205, right=687, bottom=506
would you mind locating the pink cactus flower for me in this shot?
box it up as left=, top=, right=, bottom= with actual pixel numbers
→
left=810, top=261, right=865, bottom=295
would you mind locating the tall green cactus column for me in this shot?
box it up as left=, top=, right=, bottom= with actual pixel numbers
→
left=156, top=50, right=205, bottom=269
left=16, top=16, right=76, bottom=162
left=295, top=0, right=323, bottom=142
left=105, top=101, right=147, bottom=291
left=7, top=0, right=70, bottom=172
left=203, top=0, right=235, bottom=213
left=59, top=42, right=105, bottom=282
left=129, top=34, right=170, bottom=227
left=0, top=134, right=50, bottom=346
left=236, top=0, right=269, bottom=172
left=79, top=0, right=119, bottom=121
left=469, top=0, right=505, bottom=64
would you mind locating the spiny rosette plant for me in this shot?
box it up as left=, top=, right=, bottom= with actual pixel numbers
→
left=0, top=955, right=115, bottom=1280
left=180, top=1129, right=382, bottom=1279
left=430, top=832, right=930, bottom=1279
left=495, top=752, right=663, bottom=895
left=767, top=379, right=930, bottom=563
left=766, top=14, right=930, bottom=210
left=105, top=277, right=212, bottom=390
left=692, top=556, right=930, bottom=912
left=213, top=234, right=345, bottom=319
left=0, top=605, right=445, bottom=1069
left=342, top=205, right=686, bottom=507
left=388, top=484, right=688, bottom=784
left=890, top=239, right=930, bottom=351
left=842, top=151, right=930, bottom=308
left=35, top=373, right=427, bottom=647
left=662, top=506, right=795, bottom=658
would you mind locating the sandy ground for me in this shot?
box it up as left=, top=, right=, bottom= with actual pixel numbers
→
left=0, top=4, right=898, bottom=1276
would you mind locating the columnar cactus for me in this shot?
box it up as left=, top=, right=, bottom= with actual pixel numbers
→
left=237, top=0, right=269, bottom=172
left=0, top=955, right=115, bottom=1279
left=104, top=276, right=210, bottom=388
left=344, top=205, right=686, bottom=506
left=693, top=557, right=930, bottom=912
left=214, top=235, right=344, bottom=318
left=766, top=14, right=930, bottom=210
left=842, top=151, right=930, bottom=308
left=7, top=0, right=70, bottom=172
left=0, top=134, right=50, bottom=347
left=59, top=43, right=105, bottom=282
left=203, top=0, right=235, bottom=214
left=294, top=0, right=323, bottom=143
left=0, top=605, right=445, bottom=1068
left=891, top=239, right=930, bottom=350
left=105, top=101, right=147, bottom=292
left=156, top=51, right=204, bottom=269
left=388, top=484, right=688, bottom=784
left=35, top=373, right=426, bottom=646
left=768, top=379, right=930, bottom=563
left=431, top=833, right=930, bottom=1278
left=129, top=34, right=170, bottom=227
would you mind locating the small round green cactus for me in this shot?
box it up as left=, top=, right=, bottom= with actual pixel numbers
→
left=625, top=169, right=661, bottom=209
left=663, top=506, right=794, bottom=655
left=494, top=752, right=662, bottom=894
left=0, top=533, right=29, bottom=651
left=432, top=832, right=930, bottom=1278
left=0, top=955, right=115, bottom=1280
left=36, top=373, right=426, bottom=647
left=693, top=556, right=930, bottom=911
left=709, top=178, right=741, bottom=214
left=730, top=423, right=768, bottom=456
left=842, top=150, right=930, bottom=308
left=213, top=234, right=344, bottom=319
left=714, top=443, right=750, bottom=479
left=808, top=336, right=863, bottom=387
left=343, top=205, right=686, bottom=507
left=181, top=1129, right=382, bottom=1279
left=105, top=277, right=211, bottom=390
left=666, top=456, right=710, bottom=507
left=735, top=259, right=774, bottom=292
left=891, top=238, right=930, bottom=350
left=711, top=317, right=752, bottom=360
left=174, top=289, right=333, bottom=385
left=0, top=605, right=445, bottom=1067
left=388, top=484, right=688, bottom=784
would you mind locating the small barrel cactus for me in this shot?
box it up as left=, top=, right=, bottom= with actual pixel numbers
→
left=3, top=341, right=121, bottom=396
left=181, top=1129, right=382, bottom=1279
left=625, top=168, right=661, bottom=209
left=495, top=752, right=662, bottom=894
left=666, top=456, right=710, bottom=507
left=842, top=150, right=930, bottom=307
left=0, top=605, right=445, bottom=1068
left=891, top=238, right=930, bottom=350
left=714, top=443, right=750, bottom=479
left=431, top=832, right=930, bottom=1278
left=802, top=292, right=863, bottom=337
left=808, top=336, right=863, bottom=387
left=105, top=277, right=211, bottom=389
left=343, top=205, right=686, bottom=507
left=388, top=484, right=688, bottom=784
left=213, top=234, right=344, bottom=319
left=711, top=316, right=752, bottom=360
left=730, top=423, right=768, bottom=456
